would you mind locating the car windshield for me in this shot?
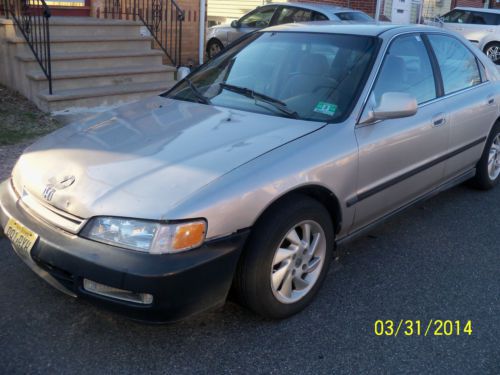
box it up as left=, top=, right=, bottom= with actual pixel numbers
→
left=164, top=32, right=378, bottom=122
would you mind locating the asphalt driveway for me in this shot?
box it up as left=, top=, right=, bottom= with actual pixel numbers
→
left=0, top=177, right=498, bottom=374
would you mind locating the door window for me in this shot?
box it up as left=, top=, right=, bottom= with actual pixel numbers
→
left=276, top=7, right=313, bottom=24
left=372, top=35, right=437, bottom=105
left=239, top=6, right=277, bottom=28
left=312, top=12, right=328, bottom=21
left=442, top=9, right=472, bottom=24
left=427, top=34, right=481, bottom=95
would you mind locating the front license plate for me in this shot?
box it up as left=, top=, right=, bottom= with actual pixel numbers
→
left=4, top=218, right=39, bottom=257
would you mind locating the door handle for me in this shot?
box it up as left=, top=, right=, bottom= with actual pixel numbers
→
left=487, top=95, right=495, bottom=105
left=432, top=113, right=447, bottom=127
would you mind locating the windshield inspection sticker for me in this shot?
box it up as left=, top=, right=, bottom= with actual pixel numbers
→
left=314, top=102, right=337, bottom=116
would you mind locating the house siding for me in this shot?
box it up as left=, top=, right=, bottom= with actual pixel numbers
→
left=207, top=0, right=287, bottom=23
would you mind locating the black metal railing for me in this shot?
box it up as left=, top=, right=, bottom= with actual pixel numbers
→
left=103, top=0, right=184, bottom=67
left=3, top=0, right=53, bottom=94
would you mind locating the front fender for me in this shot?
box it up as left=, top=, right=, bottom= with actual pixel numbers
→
left=163, top=122, right=359, bottom=240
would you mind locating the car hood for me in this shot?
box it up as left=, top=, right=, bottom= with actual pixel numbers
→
left=208, top=24, right=231, bottom=32
left=12, top=96, right=324, bottom=220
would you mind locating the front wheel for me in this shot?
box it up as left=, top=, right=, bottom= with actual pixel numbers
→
left=233, top=195, right=334, bottom=319
left=484, top=42, right=500, bottom=65
left=471, top=122, right=500, bottom=190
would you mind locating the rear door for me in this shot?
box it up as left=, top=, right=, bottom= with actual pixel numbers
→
left=426, top=33, right=498, bottom=179
left=456, top=10, right=499, bottom=44
left=352, top=34, right=450, bottom=230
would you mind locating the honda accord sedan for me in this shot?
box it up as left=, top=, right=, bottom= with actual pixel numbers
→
left=1, top=23, right=499, bottom=322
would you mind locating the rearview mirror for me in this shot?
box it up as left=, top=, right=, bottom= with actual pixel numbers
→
left=359, top=92, right=417, bottom=125
left=231, top=20, right=240, bottom=28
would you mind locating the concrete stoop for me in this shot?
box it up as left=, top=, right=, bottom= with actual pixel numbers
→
left=0, top=17, right=177, bottom=112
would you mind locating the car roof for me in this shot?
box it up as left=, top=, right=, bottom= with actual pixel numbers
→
left=262, top=21, right=433, bottom=37
left=260, top=1, right=367, bottom=17
left=455, top=7, right=500, bottom=14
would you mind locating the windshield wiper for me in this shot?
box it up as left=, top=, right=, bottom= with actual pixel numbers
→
left=185, top=78, right=211, bottom=104
left=220, top=82, right=298, bottom=119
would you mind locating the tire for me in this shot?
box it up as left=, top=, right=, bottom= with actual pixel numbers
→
left=484, top=42, right=500, bottom=65
left=206, top=39, right=224, bottom=59
left=471, top=121, right=500, bottom=190
left=233, top=194, right=334, bottom=319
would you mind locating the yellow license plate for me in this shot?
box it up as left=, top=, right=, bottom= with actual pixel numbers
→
left=4, top=218, right=39, bottom=256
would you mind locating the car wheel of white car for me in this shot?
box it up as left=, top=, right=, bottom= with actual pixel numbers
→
left=485, top=43, right=500, bottom=65
left=472, top=121, right=500, bottom=189
left=234, top=194, right=334, bottom=319
left=207, top=39, right=224, bottom=59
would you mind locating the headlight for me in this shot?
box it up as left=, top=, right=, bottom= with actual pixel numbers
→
left=81, top=217, right=206, bottom=254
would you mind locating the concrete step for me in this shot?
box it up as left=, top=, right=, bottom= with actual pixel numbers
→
left=36, top=80, right=176, bottom=112
left=16, top=49, right=164, bottom=71
left=7, top=35, right=154, bottom=53
left=27, top=64, right=176, bottom=92
left=48, top=17, right=146, bottom=38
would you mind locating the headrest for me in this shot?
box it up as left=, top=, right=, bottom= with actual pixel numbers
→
left=299, top=54, right=329, bottom=76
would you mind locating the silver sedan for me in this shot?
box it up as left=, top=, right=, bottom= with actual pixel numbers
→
left=206, top=2, right=373, bottom=58
left=1, top=23, right=499, bottom=322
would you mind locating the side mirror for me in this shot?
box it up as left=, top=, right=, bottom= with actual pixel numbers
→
left=359, top=92, right=417, bottom=125
left=231, top=20, right=240, bottom=28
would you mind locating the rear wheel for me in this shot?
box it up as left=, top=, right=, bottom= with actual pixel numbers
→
left=484, top=42, right=500, bottom=65
left=471, top=122, right=500, bottom=190
left=234, top=195, right=334, bottom=319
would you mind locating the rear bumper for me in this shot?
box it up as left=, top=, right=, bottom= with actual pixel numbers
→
left=0, top=180, right=248, bottom=322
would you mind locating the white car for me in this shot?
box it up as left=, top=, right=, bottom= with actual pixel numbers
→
left=206, top=2, right=373, bottom=58
left=429, top=7, right=500, bottom=64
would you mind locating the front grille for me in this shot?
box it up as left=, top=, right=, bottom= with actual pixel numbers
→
left=15, top=183, right=87, bottom=234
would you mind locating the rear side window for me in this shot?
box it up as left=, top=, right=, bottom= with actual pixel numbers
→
left=336, top=12, right=373, bottom=22
left=470, top=11, right=500, bottom=25
left=372, top=34, right=436, bottom=105
left=427, top=34, right=481, bottom=95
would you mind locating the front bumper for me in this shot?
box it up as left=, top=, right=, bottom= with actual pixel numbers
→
left=0, top=180, right=248, bottom=322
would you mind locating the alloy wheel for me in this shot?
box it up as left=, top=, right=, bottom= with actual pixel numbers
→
left=486, top=45, right=500, bottom=64
left=270, top=220, right=326, bottom=304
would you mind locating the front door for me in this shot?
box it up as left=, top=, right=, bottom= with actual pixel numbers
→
left=352, top=34, right=449, bottom=230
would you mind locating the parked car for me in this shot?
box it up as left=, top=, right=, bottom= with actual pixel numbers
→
left=428, top=7, right=500, bottom=64
left=1, top=23, right=499, bottom=322
left=205, top=2, right=373, bottom=58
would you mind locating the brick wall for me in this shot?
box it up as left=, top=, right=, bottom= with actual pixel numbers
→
left=451, top=0, right=486, bottom=7
left=91, top=0, right=203, bottom=66
left=178, top=0, right=204, bottom=66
